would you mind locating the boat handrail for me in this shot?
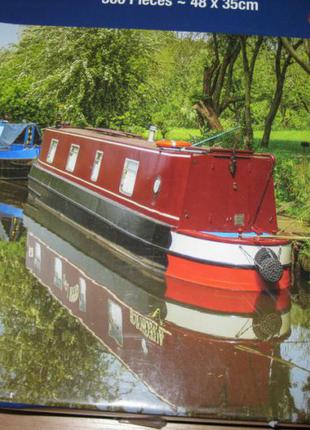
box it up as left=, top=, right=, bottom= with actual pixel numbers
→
left=85, top=127, right=144, bottom=140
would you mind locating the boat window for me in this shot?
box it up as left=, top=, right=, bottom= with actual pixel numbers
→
left=90, top=150, right=104, bottom=182
left=53, top=257, right=63, bottom=289
left=46, top=139, right=58, bottom=164
left=79, top=278, right=87, bottom=312
left=119, top=159, right=139, bottom=197
left=153, top=176, right=161, bottom=194
left=108, top=299, right=123, bottom=346
left=65, top=144, right=80, bottom=172
left=34, top=242, right=41, bottom=271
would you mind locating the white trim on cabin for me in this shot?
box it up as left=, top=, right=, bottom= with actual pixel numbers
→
left=37, top=160, right=180, bottom=222
left=46, top=138, right=58, bottom=164
left=46, top=129, right=191, bottom=158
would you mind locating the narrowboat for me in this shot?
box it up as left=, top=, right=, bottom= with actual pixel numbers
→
left=24, top=212, right=291, bottom=412
left=0, top=120, right=41, bottom=179
left=28, top=125, right=292, bottom=293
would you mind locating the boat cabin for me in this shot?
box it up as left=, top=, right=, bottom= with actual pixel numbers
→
left=37, top=126, right=278, bottom=234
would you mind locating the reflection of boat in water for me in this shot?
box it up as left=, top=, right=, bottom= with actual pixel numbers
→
left=0, top=121, right=41, bottom=179
left=28, top=126, right=291, bottom=293
left=0, top=202, right=24, bottom=242
left=24, top=205, right=291, bottom=413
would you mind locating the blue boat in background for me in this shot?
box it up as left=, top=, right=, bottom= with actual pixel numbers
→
left=0, top=120, right=41, bottom=179
left=0, top=202, right=24, bottom=242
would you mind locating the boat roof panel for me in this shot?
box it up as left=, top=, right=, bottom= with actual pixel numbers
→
left=48, top=127, right=159, bottom=150
left=47, top=127, right=266, bottom=158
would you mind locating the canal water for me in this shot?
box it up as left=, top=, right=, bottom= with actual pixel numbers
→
left=0, top=180, right=310, bottom=426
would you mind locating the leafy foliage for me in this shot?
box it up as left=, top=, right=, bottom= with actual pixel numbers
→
left=274, top=158, right=310, bottom=223
left=0, top=27, right=159, bottom=128
left=0, top=28, right=309, bottom=144
left=0, top=238, right=128, bottom=406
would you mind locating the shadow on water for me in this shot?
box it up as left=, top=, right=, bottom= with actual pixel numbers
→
left=0, top=179, right=28, bottom=207
left=0, top=183, right=310, bottom=424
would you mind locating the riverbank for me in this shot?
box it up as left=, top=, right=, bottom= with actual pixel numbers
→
left=278, top=215, right=310, bottom=237
left=277, top=215, right=310, bottom=277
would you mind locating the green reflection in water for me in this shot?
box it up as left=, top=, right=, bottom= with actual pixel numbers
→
left=0, top=237, right=124, bottom=408
left=291, top=291, right=310, bottom=330
left=1, top=215, right=310, bottom=422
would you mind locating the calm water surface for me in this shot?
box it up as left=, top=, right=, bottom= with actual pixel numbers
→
left=0, top=180, right=310, bottom=425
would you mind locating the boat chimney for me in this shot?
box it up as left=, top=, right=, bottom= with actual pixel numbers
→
left=147, top=125, right=157, bottom=143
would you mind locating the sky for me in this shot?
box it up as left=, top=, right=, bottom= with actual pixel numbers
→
left=0, top=23, right=22, bottom=47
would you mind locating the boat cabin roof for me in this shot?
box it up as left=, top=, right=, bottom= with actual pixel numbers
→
left=47, top=126, right=158, bottom=150
left=47, top=126, right=257, bottom=157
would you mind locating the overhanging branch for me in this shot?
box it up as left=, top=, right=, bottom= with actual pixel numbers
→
left=281, top=37, right=310, bottom=74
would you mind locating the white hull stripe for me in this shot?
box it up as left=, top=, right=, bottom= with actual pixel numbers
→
left=36, top=161, right=179, bottom=222
left=47, top=129, right=191, bottom=158
left=169, top=232, right=292, bottom=267
left=166, top=302, right=291, bottom=340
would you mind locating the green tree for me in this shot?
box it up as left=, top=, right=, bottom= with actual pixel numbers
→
left=0, top=28, right=309, bottom=146
left=0, top=27, right=159, bottom=128
left=260, top=38, right=304, bottom=147
left=139, top=33, right=206, bottom=136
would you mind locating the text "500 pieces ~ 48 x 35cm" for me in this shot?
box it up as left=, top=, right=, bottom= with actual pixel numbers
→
left=101, top=0, right=259, bottom=10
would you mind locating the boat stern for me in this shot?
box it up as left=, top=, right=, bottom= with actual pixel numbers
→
left=166, top=230, right=291, bottom=306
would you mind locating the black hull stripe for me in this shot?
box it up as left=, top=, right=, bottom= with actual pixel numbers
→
left=29, top=167, right=170, bottom=266
left=31, top=175, right=164, bottom=249
left=30, top=165, right=172, bottom=242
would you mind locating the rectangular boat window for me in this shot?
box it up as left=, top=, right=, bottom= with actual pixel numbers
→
left=90, top=150, right=103, bottom=182
left=119, top=158, right=139, bottom=197
left=53, top=257, right=62, bottom=289
left=34, top=242, right=41, bottom=271
left=108, top=299, right=123, bottom=346
left=65, top=144, right=80, bottom=172
left=79, top=278, right=87, bottom=312
left=46, top=139, right=58, bottom=164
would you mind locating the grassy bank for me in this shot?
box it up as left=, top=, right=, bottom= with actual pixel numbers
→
left=254, top=130, right=310, bottom=159
left=163, top=128, right=310, bottom=158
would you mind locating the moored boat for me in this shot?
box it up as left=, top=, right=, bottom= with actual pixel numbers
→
left=28, top=125, right=291, bottom=292
left=0, top=120, right=41, bottom=179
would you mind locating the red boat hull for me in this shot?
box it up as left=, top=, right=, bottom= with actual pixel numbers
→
left=166, top=254, right=291, bottom=304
